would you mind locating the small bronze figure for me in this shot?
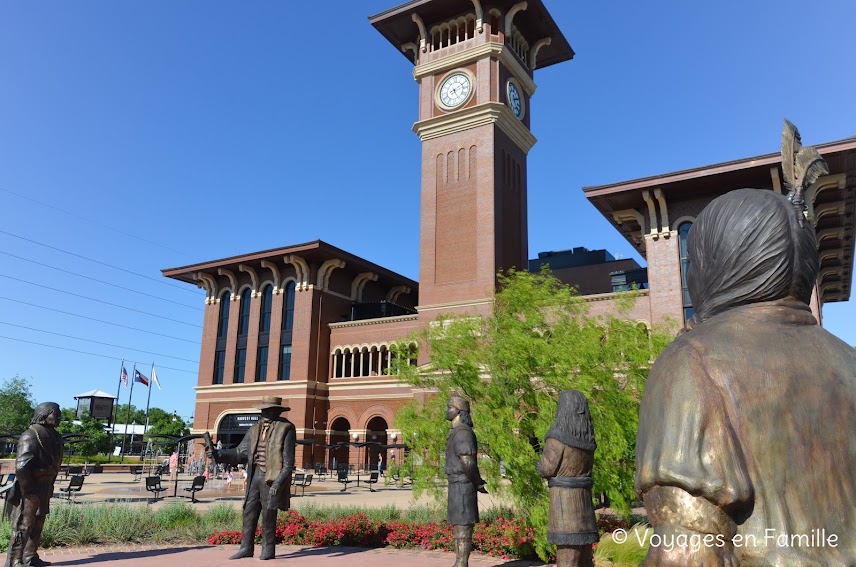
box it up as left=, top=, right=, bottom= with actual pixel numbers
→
left=5, top=402, right=63, bottom=567
left=445, top=394, right=487, bottom=567
left=208, top=396, right=296, bottom=561
left=537, top=390, right=599, bottom=567
left=636, top=121, right=856, bottom=565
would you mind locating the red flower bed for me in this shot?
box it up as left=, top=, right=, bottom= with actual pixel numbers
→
left=208, top=510, right=622, bottom=560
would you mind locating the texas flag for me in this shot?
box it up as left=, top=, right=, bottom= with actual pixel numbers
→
left=134, top=369, right=149, bottom=387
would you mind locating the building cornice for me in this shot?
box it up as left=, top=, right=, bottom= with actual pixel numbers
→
left=413, top=102, right=537, bottom=154
left=329, top=314, right=419, bottom=329
left=416, top=297, right=494, bottom=312
left=582, top=289, right=650, bottom=303
left=194, top=380, right=325, bottom=393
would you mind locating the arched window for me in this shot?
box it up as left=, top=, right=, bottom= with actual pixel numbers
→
left=237, top=288, right=252, bottom=337
left=214, top=291, right=230, bottom=384
left=259, top=284, right=273, bottom=334
left=256, top=284, right=273, bottom=382
left=678, top=222, right=694, bottom=324
left=282, top=281, right=296, bottom=332
left=217, top=291, right=231, bottom=339
left=234, top=287, right=252, bottom=383
left=279, top=281, right=296, bottom=381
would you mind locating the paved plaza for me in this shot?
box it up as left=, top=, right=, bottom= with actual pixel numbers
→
left=31, top=467, right=511, bottom=511
left=40, top=544, right=545, bottom=566
left=6, top=467, right=546, bottom=565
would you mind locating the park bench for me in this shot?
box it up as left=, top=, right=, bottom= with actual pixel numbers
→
left=337, top=468, right=352, bottom=492
left=60, top=475, right=84, bottom=502
left=292, top=473, right=313, bottom=497
left=365, top=471, right=379, bottom=492
left=183, top=475, right=206, bottom=503
left=145, top=476, right=167, bottom=503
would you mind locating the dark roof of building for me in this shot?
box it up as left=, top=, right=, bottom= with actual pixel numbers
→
left=583, top=136, right=856, bottom=304
left=161, top=240, right=418, bottom=290
left=369, top=0, right=574, bottom=69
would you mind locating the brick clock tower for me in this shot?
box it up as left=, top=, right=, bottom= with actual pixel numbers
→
left=371, top=0, right=573, bottom=316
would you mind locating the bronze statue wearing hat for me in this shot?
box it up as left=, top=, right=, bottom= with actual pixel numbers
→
left=537, top=390, right=599, bottom=567
left=208, top=396, right=296, bottom=560
left=5, top=402, right=63, bottom=567
left=445, top=394, right=487, bottom=567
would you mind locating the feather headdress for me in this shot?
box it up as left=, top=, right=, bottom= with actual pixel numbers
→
left=781, top=120, right=829, bottom=227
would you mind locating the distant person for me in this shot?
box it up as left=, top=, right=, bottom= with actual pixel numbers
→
left=377, top=453, right=383, bottom=476
left=169, top=451, right=179, bottom=481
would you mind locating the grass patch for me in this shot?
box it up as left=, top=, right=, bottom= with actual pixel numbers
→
left=594, top=524, right=650, bottom=567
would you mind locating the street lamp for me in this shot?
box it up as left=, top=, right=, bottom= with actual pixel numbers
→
left=351, top=432, right=359, bottom=472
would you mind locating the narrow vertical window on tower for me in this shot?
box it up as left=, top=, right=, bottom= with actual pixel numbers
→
left=234, top=287, right=251, bottom=383
left=279, top=281, right=296, bottom=381
left=256, top=284, right=273, bottom=382
left=678, top=222, right=695, bottom=324
left=214, top=290, right=230, bottom=384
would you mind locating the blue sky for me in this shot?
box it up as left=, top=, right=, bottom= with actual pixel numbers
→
left=1, top=0, right=854, bottom=424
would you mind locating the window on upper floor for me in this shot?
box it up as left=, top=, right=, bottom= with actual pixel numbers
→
left=259, top=284, right=273, bottom=334
left=217, top=292, right=231, bottom=338
left=256, top=345, right=268, bottom=382
left=234, top=347, right=247, bottom=383
left=678, top=221, right=695, bottom=324
left=282, top=281, right=296, bottom=332
left=237, top=288, right=252, bottom=336
left=279, top=345, right=292, bottom=381
left=213, top=349, right=225, bottom=385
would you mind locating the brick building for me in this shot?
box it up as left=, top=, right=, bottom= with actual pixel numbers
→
left=162, top=0, right=855, bottom=467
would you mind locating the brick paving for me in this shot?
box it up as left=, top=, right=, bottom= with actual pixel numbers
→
left=40, top=544, right=548, bottom=566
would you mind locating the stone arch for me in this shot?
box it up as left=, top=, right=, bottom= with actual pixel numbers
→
left=328, top=416, right=353, bottom=471
left=671, top=215, right=696, bottom=232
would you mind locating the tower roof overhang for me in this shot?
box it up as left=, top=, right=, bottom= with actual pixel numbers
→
left=370, top=0, right=574, bottom=69
left=583, top=137, right=856, bottom=305
left=162, top=240, right=418, bottom=298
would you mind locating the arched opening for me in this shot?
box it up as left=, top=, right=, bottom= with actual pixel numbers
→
left=365, top=416, right=389, bottom=473
left=329, top=417, right=351, bottom=472
left=216, top=413, right=259, bottom=449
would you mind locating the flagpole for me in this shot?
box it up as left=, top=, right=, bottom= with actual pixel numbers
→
left=121, top=362, right=137, bottom=462
left=144, top=362, right=154, bottom=443
left=109, top=358, right=124, bottom=463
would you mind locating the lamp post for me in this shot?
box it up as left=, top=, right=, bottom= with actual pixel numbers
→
left=351, top=432, right=359, bottom=473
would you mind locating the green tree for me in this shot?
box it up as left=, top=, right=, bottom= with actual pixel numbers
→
left=57, top=410, right=112, bottom=456
left=392, top=269, right=674, bottom=561
left=0, top=375, right=36, bottom=435
left=146, top=408, right=190, bottom=452
left=113, top=404, right=145, bottom=426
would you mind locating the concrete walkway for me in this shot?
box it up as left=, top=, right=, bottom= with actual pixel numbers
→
left=42, top=469, right=512, bottom=511
left=41, top=544, right=547, bottom=566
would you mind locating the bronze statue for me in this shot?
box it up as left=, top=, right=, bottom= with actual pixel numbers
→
left=208, top=396, right=296, bottom=561
left=445, top=394, right=487, bottom=567
left=5, top=402, right=63, bottom=567
left=636, top=121, right=856, bottom=565
left=537, top=390, right=598, bottom=567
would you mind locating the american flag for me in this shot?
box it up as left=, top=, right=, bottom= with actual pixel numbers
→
left=121, top=365, right=129, bottom=388
left=134, top=369, right=149, bottom=387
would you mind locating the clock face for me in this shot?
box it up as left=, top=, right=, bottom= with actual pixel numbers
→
left=439, top=73, right=472, bottom=109
left=507, top=80, right=523, bottom=118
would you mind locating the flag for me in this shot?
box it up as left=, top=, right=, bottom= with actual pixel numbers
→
left=152, top=367, right=161, bottom=390
left=134, top=369, right=149, bottom=387
left=121, top=365, right=129, bottom=388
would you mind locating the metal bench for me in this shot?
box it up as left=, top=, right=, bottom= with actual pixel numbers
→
left=145, top=476, right=167, bottom=503
left=293, top=473, right=313, bottom=497
left=365, top=471, right=379, bottom=492
left=60, top=475, right=85, bottom=502
left=183, top=475, right=206, bottom=503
